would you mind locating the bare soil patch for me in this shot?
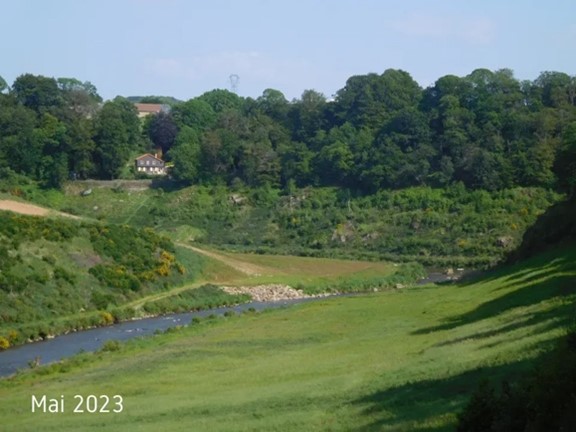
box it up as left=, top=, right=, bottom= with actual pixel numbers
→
left=0, top=200, right=80, bottom=219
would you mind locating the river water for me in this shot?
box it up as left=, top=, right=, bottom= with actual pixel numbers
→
left=0, top=273, right=460, bottom=378
left=0, top=298, right=323, bottom=377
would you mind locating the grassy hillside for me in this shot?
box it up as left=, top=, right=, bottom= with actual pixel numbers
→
left=0, top=204, right=419, bottom=348
left=18, top=182, right=561, bottom=268
left=0, top=211, right=209, bottom=347
left=1, top=244, right=574, bottom=431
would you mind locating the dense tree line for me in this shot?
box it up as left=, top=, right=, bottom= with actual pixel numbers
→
left=0, top=74, right=142, bottom=186
left=1, top=69, right=576, bottom=192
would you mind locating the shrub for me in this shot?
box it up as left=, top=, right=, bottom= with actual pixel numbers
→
left=53, top=266, right=77, bottom=284
left=7, top=329, right=20, bottom=345
left=91, top=291, right=118, bottom=310
left=99, top=340, right=121, bottom=352
left=110, top=307, right=135, bottom=323
left=89, top=264, right=141, bottom=292
left=99, top=311, right=114, bottom=326
left=0, top=336, right=10, bottom=350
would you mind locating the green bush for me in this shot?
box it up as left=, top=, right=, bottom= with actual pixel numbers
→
left=0, top=336, right=10, bottom=350
left=89, top=264, right=141, bottom=292
left=99, top=340, right=121, bottom=352
left=110, top=307, right=136, bottom=323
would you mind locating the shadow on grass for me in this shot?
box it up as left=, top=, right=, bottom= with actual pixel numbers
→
left=413, top=267, right=576, bottom=336
left=351, top=340, right=560, bottom=432
left=431, top=300, right=573, bottom=349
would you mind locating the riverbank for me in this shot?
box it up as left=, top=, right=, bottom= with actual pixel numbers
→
left=221, top=284, right=332, bottom=301
left=0, top=266, right=466, bottom=353
left=0, top=296, right=331, bottom=378
left=0, top=270, right=471, bottom=378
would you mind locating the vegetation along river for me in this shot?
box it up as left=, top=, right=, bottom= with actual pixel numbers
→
left=0, top=272, right=456, bottom=378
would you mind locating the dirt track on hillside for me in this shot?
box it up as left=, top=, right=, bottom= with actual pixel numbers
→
left=0, top=200, right=80, bottom=219
left=177, top=243, right=268, bottom=276
left=0, top=198, right=265, bottom=276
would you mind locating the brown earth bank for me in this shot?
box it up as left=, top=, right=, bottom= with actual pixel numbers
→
left=0, top=200, right=80, bottom=219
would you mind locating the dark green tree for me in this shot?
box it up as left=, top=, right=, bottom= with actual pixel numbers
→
left=0, top=94, right=40, bottom=176
left=278, top=141, right=314, bottom=186
left=257, top=89, right=289, bottom=123
left=0, top=75, right=7, bottom=93
left=171, top=99, right=216, bottom=131
left=363, top=108, right=434, bottom=189
left=335, top=69, right=422, bottom=130
left=169, top=126, right=201, bottom=183
left=11, top=74, right=63, bottom=113
left=289, top=89, right=327, bottom=144
left=57, top=77, right=102, bottom=117
left=145, top=111, right=178, bottom=156
left=65, top=116, right=95, bottom=179
left=93, top=97, right=141, bottom=179
left=198, top=89, right=243, bottom=113
left=535, top=71, right=575, bottom=108
left=554, top=121, right=576, bottom=197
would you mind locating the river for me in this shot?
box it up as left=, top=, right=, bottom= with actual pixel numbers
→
left=0, top=272, right=462, bottom=378
left=0, top=298, right=325, bottom=377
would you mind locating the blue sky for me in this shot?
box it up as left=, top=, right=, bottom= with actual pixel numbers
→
left=1, top=0, right=574, bottom=101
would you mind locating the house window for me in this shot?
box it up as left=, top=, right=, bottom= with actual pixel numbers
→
left=146, top=160, right=150, bottom=165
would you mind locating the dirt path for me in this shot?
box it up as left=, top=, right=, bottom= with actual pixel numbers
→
left=0, top=197, right=264, bottom=277
left=0, top=200, right=80, bottom=219
left=177, top=243, right=269, bottom=276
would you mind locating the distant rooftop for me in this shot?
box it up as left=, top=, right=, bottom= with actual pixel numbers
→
left=134, top=103, right=170, bottom=117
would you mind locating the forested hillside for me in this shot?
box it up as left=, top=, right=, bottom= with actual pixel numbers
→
left=1, top=68, right=575, bottom=194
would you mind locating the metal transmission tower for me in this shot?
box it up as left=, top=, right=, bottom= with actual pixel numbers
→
left=229, top=74, right=239, bottom=93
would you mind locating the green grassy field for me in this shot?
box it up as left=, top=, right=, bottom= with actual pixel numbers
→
left=1, top=244, right=574, bottom=431
left=185, top=246, right=404, bottom=291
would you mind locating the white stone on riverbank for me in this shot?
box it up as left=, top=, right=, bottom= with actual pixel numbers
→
left=221, top=284, right=329, bottom=302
